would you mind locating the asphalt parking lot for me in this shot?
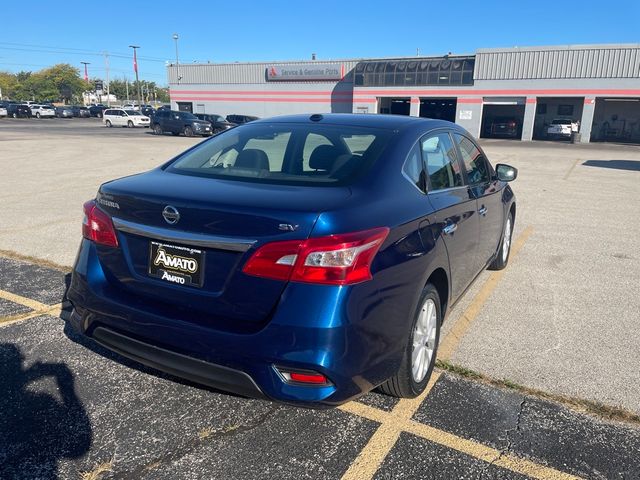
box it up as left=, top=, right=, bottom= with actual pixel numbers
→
left=1, top=118, right=640, bottom=479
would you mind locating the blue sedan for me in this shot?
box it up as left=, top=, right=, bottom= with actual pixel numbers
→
left=67, top=113, right=517, bottom=407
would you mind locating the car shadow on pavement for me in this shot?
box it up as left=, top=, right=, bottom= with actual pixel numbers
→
left=582, top=159, right=640, bottom=171
left=0, top=343, right=92, bottom=479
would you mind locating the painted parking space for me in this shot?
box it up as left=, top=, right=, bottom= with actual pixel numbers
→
left=1, top=254, right=640, bottom=479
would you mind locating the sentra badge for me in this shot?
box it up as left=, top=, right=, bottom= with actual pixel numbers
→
left=153, top=247, right=198, bottom=273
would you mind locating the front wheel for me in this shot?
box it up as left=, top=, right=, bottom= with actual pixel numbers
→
left=183, top=126, right=193, bottom=137
left=105, top=120, right=112, bottom=127
left=488, top=212, right=513, bottom=270
left=153, top=124, right=163, bottom=135
left=378, top=284, right=441, bottom=398
left=36, top=112, right=41, bottom=119
left=127, top=120, right=134, bottom=128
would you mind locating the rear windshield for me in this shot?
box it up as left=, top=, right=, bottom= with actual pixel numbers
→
left=167, top=122, right=392, bottom=186
left=552, top=119, right=572, bottom=125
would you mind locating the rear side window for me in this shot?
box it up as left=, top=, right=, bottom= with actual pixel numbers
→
left=402, top=143, right=426, bottom=192
left=167, top=123, right=392, bottom=186
left=454, top=134, right=490, bottom=184
left=421, top=133, right=463, bottom=191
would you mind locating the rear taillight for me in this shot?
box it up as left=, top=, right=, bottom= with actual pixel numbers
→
left=242, top=227, right=389, bottom=285
left=82, top=200, right=119, bottom=247
left=274, top=366, right=332, bottom=386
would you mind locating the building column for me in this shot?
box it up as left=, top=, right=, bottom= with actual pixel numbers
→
left=521, top=98, right=536, bottom=141
left=456, top=99, right=483, bottom=138
left=580, top=98, right=596, bottom=143
left=410, top=97, right=420, bottom=117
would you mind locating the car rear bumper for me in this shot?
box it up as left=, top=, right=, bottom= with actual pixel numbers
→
left=67, top=239, right=397, bottom=407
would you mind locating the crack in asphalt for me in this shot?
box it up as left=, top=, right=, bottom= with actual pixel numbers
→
left=109, top=404, right=282, bottom=479
left=480, top=398, right=527, bottom=478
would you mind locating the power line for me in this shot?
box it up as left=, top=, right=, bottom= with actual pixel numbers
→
left=0, top=43, right=167, bottom=62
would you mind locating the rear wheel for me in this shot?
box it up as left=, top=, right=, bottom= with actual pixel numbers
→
left=378, top=284, right=441, bottom=398
left=105, top=120, right=112, bottom=128
left=183, top=126, right=193, bottom=137
left=488, top=212, right=513, bottom=271
left=36, top=112, right=41, bottom=119
left=153, top=124, right=163, bottom=135
left=127, top=120, right=134, bottom=128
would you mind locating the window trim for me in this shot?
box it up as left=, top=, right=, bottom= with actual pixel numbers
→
left=401, top=140, right=427, bottom=194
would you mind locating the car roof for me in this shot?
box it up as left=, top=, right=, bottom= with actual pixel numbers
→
left=253, top=113, right=455, bottom=131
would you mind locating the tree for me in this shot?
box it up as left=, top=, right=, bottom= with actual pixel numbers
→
left=0, top=71, right=20, bottom=99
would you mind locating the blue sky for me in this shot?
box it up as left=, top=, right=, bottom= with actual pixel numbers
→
left=1, top=1, right=638, bottom=86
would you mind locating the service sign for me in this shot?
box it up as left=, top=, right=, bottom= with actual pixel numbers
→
left=266, top=64, right=344, bottom=81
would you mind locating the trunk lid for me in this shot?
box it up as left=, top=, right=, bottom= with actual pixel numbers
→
left=95, top=169, right=351, bottom=328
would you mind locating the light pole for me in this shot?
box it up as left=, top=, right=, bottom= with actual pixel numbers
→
left=129, top=45, right=142, bottom=109
left=173, top=33, right=180, bottom=84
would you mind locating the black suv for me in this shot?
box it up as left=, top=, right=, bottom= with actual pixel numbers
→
left=194, top=113, right=236, bottom=133
left=226, top=114, right=259, bottom=125
left=88, top=105, right=108, bottom=118
left=3, top=103, right=32, bottom=118
left=152, top=110, right=212, bottom=137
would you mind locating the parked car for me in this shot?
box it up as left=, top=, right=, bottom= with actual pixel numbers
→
left=226, top=114, right=259, bottom=125
left=152, top=110, right=212, bottom=136
left=67, top=114, right=518, bottom=407
left=141, top=105, right=156, bottom=117
left=103, top=109, right=150, bottom=128
left=122, top=103, right=140, bottom=111
left=487, top=117, right=520, bottom=138
left=30, top=104, right=56, bottom=119
left=0, top=106, right=7, bottom=117
left=55, top=106, right=74, bottom=118
left=89, top=105, right=108, bottom=118
left=194, top=113, right=236, bottom=133
left=5, top=103, right=32, bottom=118
left=547, top=118, right=578, bottom=139
left=156, top=105, right=171, bottom=112
left=71, top=106, right=91, bottom=118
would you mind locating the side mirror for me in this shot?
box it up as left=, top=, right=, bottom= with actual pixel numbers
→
left=496, top=164, right=518, bottom=182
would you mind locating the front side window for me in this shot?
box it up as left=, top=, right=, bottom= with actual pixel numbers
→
left=422, top=132, right=463, bottom=191
left=454, top=134, right=490, bottom=184
left=168, top=123, right=392, bottom=186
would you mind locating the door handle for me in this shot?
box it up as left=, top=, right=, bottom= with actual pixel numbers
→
left=478, top=206, right=488, bottom=216
left=442, top=223, right=458, bottom=235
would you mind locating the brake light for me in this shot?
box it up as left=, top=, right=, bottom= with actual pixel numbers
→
left=242, top=227, right=389, bottom=285
left=82, top=200, right=119, bottom=247
left=274, top=366, right=331, bottom=386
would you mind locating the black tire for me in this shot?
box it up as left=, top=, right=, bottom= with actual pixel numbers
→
left=12, top=113, right=18, bottom=118
left=153, top=124, right=163, bottom=135
left=36, top=112, right=41, bottom=119
left=378, top=284, right=441, bottom=398
left=105, top=120, right=112, bottom=127
left=488, top=211, right=514, bottom=271
left=127, top=120, right=134, bottom=128
left=183, top=126, right=193, bottom=137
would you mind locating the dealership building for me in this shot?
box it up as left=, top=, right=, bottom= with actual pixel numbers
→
left=168, top=43, right=640, bottom=144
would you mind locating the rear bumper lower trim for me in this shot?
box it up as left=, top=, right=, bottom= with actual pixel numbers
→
left=91, top=326, right=267, bottom=399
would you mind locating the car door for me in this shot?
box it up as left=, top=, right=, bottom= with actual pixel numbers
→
left=422, top=130, right=480, bottom=302
left=454, top=133, right=504, bottom=270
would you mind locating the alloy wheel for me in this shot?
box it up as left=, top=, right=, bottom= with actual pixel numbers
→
left=412, top=298, right=437, bottom=383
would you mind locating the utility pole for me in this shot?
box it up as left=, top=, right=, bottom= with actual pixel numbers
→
left=80, top=62, right=90, bottom=105
left=125, top=78, right=129, bottom=103
left=129, top=45, right=142, bottom=108
left=173, top=33, right=180, bottom=84
left=104, top=52, right=110, bottom=106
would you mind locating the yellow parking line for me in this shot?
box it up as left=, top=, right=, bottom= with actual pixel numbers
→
left=0, top=302, right=66, bottom=327
left=340, top=373, right=581, bottom=480
left=340, top=372, right=441, bottom=480
left=0, top=289, right=50, bottom=311
left=438, top=225, right=534, bottom=361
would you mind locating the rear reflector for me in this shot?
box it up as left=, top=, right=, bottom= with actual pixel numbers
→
left=242, top=227, right=389, bottom=285
left=275, top=366, right=331, bottom=386
left=82, top=200, right=119, bottom=247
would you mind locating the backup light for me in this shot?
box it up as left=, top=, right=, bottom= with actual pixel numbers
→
left=242, top=227, right=389, bottom=285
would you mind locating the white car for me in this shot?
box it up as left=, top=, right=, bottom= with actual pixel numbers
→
left=30, top=104, right=56, bottom=119
left=121, top=103, right=140, bottom=111
left=547, top=118, right=578, bottom=138
left=0, top=107, right=7, bottom=117
left=103, top=108, right=150, bottom=128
